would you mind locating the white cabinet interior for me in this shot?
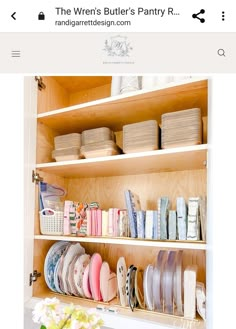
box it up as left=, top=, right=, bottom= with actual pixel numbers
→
left=32, top=76, right=208, bottom=329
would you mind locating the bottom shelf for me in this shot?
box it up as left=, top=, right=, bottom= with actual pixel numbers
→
left=32, top=239, right=206, bottom=329
left=32, top=291, right=205, bottom=329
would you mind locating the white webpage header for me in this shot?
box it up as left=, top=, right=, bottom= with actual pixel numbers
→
left=0, top=32, right=235, bottom=73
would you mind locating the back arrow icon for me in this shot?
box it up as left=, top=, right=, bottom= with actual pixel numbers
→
left=11, top=12, right=16, bottom=20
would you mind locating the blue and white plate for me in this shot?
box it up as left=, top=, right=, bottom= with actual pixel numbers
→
left=44, top=241, right=70, bottom=292
left=53, top=256, right=63, bottom=293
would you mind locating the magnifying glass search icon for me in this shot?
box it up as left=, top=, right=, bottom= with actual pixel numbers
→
left=218, top=48, right=226, bottom=57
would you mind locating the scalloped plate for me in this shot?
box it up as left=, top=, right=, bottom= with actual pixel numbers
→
left=89, top=253, right=102, bottom=301
left=44, top=241, right=70, bottom=292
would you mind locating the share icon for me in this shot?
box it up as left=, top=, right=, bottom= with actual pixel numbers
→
left=192, top=9, right=205, bottom=23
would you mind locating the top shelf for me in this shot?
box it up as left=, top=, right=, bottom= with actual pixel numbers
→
left=37, top=78, right=208, bottom=134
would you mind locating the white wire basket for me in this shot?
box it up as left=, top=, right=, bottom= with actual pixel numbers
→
left=39, top=208, right=64, bottom=235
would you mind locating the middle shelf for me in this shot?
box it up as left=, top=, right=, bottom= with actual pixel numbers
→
left=34, top=235, right=206, bottom=250
left=36, top=144, right=207, bottom=178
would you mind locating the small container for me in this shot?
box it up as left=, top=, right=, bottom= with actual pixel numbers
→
left=44, top=200, right=64, bottom=211
left=52, top=147, right=80, bottom=161
left=123, top=120, right=159, bottom=153
left=39, top=208, right=64, bottom=235
left=80, top=140, right=121, bottom=159
left=161, top=108, right=202, bottom=149
left=120, top=76, right=141, bottom=94
left=81, top=127, right=115, bottom=146
left=54, top=133, right=81, bottom=149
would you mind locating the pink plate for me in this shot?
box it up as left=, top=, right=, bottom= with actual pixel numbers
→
left=89, top=253, right=103, bottom=301
left=82, top=263, right=92, bottom=299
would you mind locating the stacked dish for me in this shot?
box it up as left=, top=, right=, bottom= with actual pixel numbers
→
left=45, top=243, right=186, bottom=317
left=44, top=242, right=117, bottom=302
left=81, top=127, right=115, bottom=145
left=80, top=127, right=121, bottom=158
left=120, top=250, right=184, bottom=316
left=161, top=108, right=202, bottom=149
left=52, top=133, right=81, bottom=161
left=123, top=120, right=159, bottom=153
left=144, top=250, right=184, bottom=315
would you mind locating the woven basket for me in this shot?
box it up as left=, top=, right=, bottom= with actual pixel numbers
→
left=39, top=208, right=64, bottom=235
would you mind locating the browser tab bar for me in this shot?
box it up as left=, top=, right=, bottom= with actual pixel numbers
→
left=0, top=1, right=235, bottom=32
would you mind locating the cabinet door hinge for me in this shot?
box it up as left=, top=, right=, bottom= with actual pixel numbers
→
left=29, top=270, right=41, bottom=286
left=35, top=76, right=46, bottom=91
left=32, top=170, right=43, bottom=184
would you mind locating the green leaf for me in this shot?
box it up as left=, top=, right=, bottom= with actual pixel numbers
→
left=40, top=325, right=47, bottom=329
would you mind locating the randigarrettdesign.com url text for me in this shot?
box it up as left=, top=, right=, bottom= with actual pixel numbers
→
left=55, top=19, right=131, bottom=27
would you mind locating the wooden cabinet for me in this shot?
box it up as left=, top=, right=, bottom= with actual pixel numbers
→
left=29, top=76, right=208, bottom=329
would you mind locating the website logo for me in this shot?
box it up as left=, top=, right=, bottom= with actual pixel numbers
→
left=104, top=35, right=133, bottom=57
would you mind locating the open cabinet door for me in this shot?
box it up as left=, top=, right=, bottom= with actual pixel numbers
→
left=24, top=77, right=38, bottom=302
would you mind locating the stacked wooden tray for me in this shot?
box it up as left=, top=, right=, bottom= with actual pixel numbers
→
left=80, top=127, right=121, bottom=158
left=161, top=108, right=202, bottom=149
left=52, top=133, right=81, bottom=161
left=81, top=127, right=115, bottom=146
left=123, top=120, right=159, bottom=153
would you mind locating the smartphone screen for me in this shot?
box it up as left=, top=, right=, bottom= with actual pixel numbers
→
left=0, top=1, right=235, bottom=329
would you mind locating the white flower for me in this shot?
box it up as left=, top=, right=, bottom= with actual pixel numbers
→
left=32, top=298, right=103, bottom=329
left=70, top=319, right=80, bottom=329
left=32, top=298, right=61, bottom=325
left=77, top=321, right=90, bottom=329
left=89, top=314, right=100, bottom=326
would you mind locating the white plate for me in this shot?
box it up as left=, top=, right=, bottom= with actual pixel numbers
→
left=66, top=254, right=80, bottom=295
left=100, top=261, right=117, bottom=302
left=143, top=264, right=154, bottom=311
left=57, top=244, right=71, bottom=293
left=61, top=243, right=85, bottom=294
left=73, top=254, right=90, bottom=297
left=117, top=257, right=128, bottom=306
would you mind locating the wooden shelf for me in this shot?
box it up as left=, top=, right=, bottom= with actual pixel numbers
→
left=31, top=294, right=205, bottom=329
left=34, top=235, right=206, bottom=250
left=37, top=78, right=208, bottom=134
left=36, top=144, right=207, bottom=178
